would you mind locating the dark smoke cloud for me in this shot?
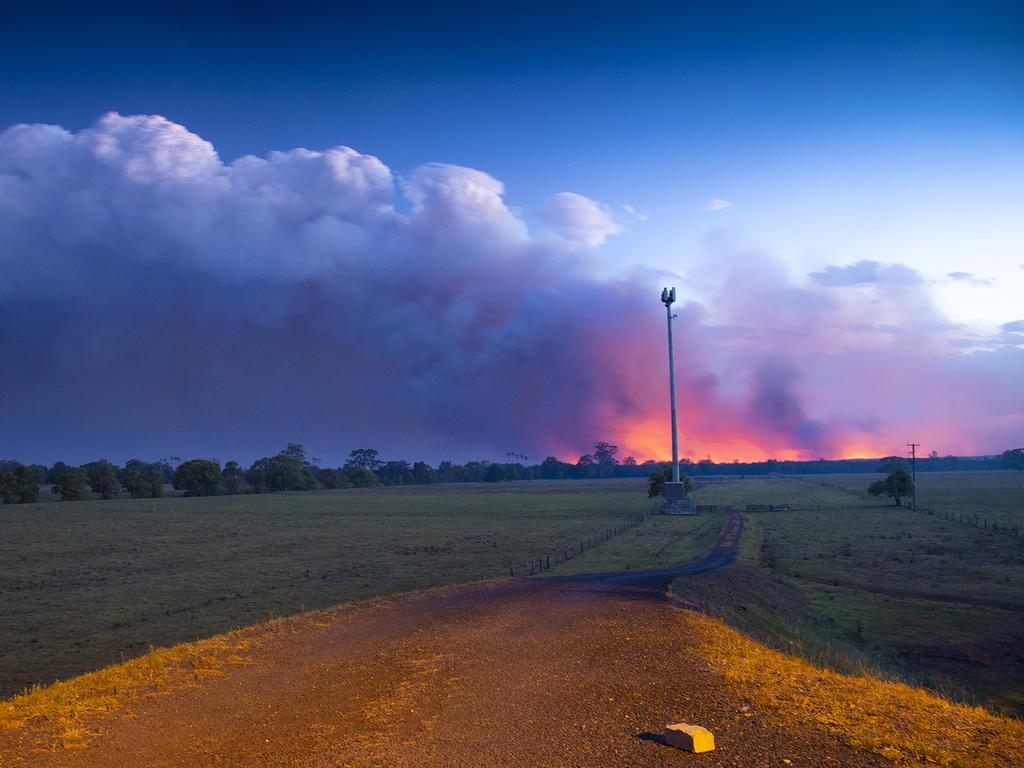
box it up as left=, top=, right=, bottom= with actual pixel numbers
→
left=0, top=114, right=1020, bottom=464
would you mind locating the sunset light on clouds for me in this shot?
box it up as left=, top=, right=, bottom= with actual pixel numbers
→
left=0, top=3, right=1021, bottom=465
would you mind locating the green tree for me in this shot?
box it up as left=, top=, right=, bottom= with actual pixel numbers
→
left=867, top=470, right=914, bottom=507
left=222, top=461, right=245, bottom=494
left=86, top=460, right=121, bottom=499
left=121, top=460, right=163, bottom=498
left=341, top=466, right=378, bottom=488
left=345, top=448, right=383, bottom=471
left=247, top=454, right=305, bottom=493
left=1002, top=448, right=1024, bottom=473
left=12, top=465, right=39, bottom=503
left=593, top=442, right=619, bottom=466
left=412, top=461, right=437, bottom=485
left=173, top=459, right=223, bottom=497
left=55, top=468, right=91, bottom=501
left=378, top=460, right=413, bottom=485
left=647, top=463, right=693, bottom=499
left=0, top=472, right=16, bottom=504
left=47, top=461, right=71, bottom=483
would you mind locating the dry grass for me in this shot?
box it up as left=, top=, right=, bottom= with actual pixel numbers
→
left=691, top=610, right=1024, bottom=768
left=0, top=609, right=334, bottom=751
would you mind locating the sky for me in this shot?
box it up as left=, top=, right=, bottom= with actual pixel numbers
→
left=1, top=1, right=1022, bottom=465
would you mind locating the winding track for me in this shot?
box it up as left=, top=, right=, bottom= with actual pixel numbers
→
left=1, top=508, right=886, bottom=767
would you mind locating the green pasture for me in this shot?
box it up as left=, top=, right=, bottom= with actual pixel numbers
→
left=0, top=480, right=648, bottom=697
left=693, top=472, right=1024, bottom=715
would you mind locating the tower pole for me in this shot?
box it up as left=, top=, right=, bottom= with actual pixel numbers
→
left=663, top=288, right=680, bottom=483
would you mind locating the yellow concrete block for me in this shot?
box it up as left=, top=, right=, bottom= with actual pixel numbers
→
left=663, top=722, right=715, bottom=753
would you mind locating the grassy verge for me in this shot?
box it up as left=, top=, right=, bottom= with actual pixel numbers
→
left=692, top=609, right=1024, bottom=768
left=549, top=509, right=727, bottom=575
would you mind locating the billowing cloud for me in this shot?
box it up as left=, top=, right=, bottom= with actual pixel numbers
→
left=0, top=113, right=1021, bottom=465
left=1002, top=320, right=1024, bottom=333
left=539, top=191, right=621, bottom=248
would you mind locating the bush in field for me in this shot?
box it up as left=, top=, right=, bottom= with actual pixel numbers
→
left=868, top=470, right=914, bottom=507
left=173, top=459, right=223, bottom=497
left=647, top=464, right=693, bottom=498
left=55, top=467, right=91, bottom=501
left=86, top=460, right=121, bottom=499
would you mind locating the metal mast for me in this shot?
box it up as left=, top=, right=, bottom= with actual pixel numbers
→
left=662, top=287, right=679, bottom=483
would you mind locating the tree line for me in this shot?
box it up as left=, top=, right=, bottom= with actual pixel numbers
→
left=0, top=441, right=653, bottom=502
left=2, top=445, right=1021, bottom=504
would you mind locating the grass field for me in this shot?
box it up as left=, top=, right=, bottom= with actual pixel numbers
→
left=0, top=480, right=651, bottom=697
left=690, top=472, right=1024, bottom=715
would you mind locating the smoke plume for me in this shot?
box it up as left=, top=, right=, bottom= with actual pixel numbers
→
left=0, top=114, right=1020, bottom=464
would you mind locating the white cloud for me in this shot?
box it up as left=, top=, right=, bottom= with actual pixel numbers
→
left=539, top=191, right=621, bottom=248
left=704, top=197, right=733, bottom=211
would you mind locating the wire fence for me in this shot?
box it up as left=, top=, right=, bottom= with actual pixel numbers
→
left=508, top=510, right=652, bottom=577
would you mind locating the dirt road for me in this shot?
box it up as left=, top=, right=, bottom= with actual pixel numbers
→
left=2, top=510, right=887, bottom=767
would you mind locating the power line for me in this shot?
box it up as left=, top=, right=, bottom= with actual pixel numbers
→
left=907, top=442, right=919, bottom=512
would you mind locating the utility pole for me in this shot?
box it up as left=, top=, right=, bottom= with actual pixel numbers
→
left=661, top=287, right=680, bottom=483
left=907, top=442, right=919, bottom=512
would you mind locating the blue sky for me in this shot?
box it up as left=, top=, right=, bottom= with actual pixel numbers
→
left=1, top=1, right=1022, bottom=463
left=5, top=1, right=1020, bottom=323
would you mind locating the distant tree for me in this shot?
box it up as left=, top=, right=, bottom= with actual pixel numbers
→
left=55, top=468, right=90, bottom=501
left=173, top=459, right=223, bottom=497
left=412, top=461, right=437, bottom=485
left=341, top=466, right=378, bottom=488
left=577, top=454, right=594, bottom=467
left=144, top=466, right=165, bottom=497
left=1002, top=448, right=1024, bottom=473
left=877, top=456, right=908, bottom=474
left=436, top=460, right=464, bottom=483
left=539, top=456, right=566, bottom=480
left=622, top=456, right=637, bottom=467
left=282, top=443, right=307, bottom=461
left=121, top=461, right=165, bottom=498
left=222, top=461, right=246, bottom=494
left=27, top=464, right=48, bottom=484
left=86, top=460, right=121, bottom=499
left=345, top=448, right=383, bottom=472
left=316, top=467, right=345, bottom=489
left=461, top=461, right=488, bottom=482
left=867, top=470, right=913, bottom=507
left=593, top=442, right=619, bottom=466
left=378, top=460, right=413, bottom=485
left=483, top=463, right=505, bottom=482
left=247, top=454, right=305, bottom=493
left=47, top=461, right=71, bottom=484
left=0, top=472, right=16, bottom=504
left=12, top=465, right=39, bottom=503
